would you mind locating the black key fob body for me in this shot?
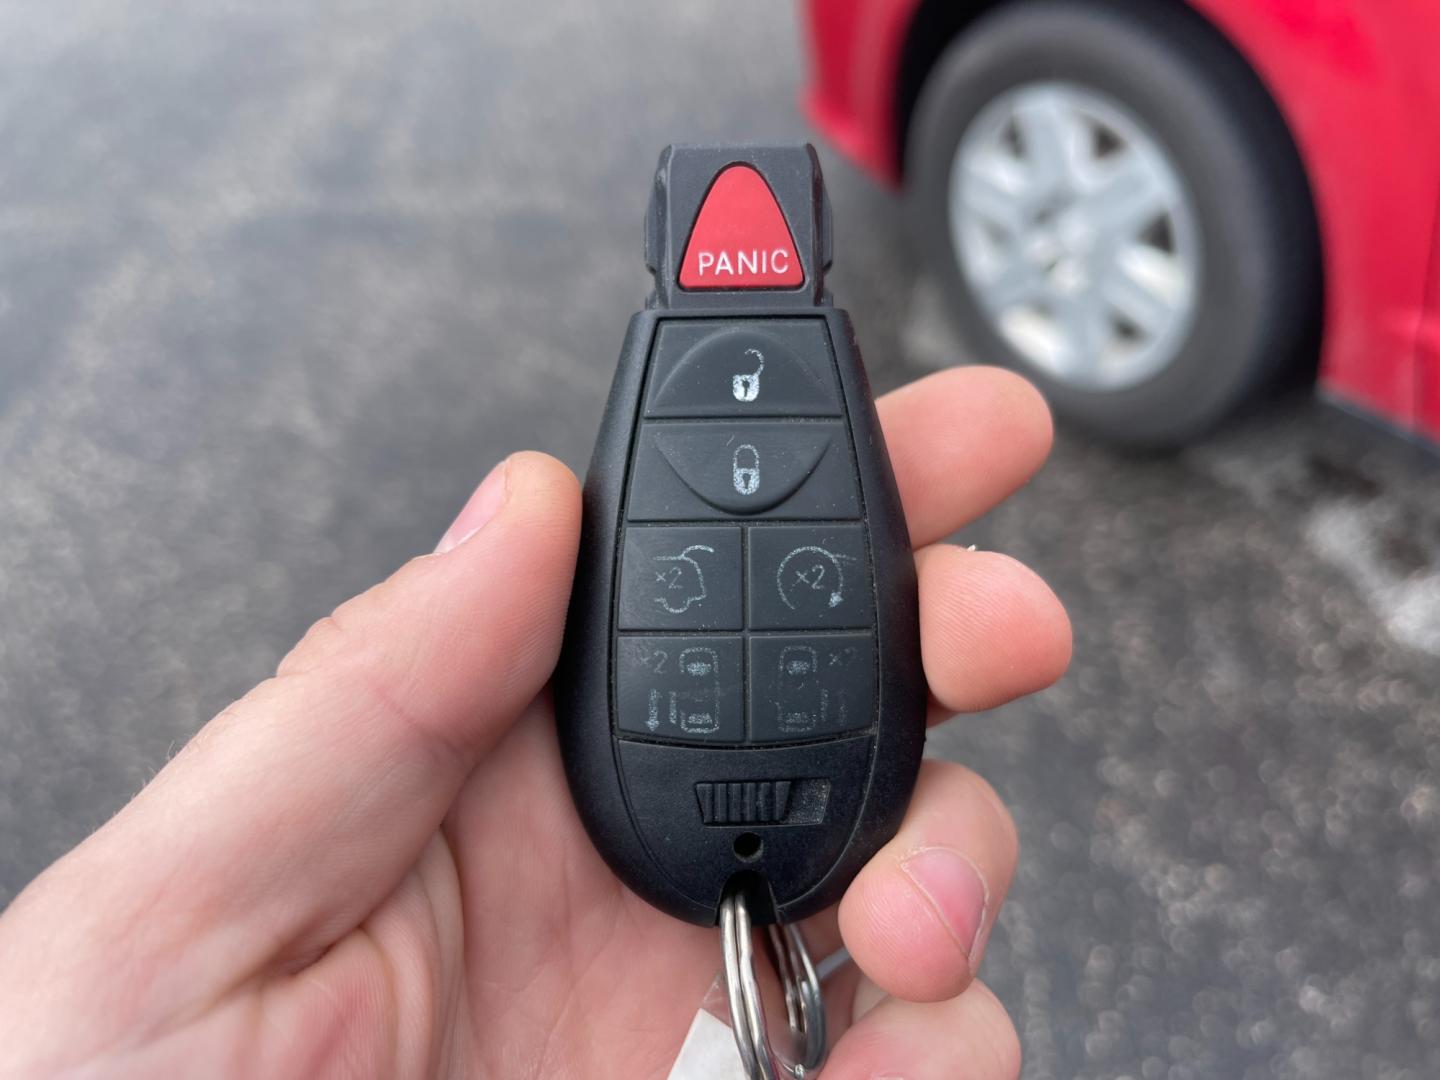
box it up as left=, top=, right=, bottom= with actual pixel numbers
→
left=557, top=144, right=924, bottom=927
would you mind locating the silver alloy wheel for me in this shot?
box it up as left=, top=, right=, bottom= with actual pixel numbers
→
left=949, top=81, right=1201, bottom=391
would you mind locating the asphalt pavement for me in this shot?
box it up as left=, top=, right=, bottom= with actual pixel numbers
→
left=1, top=3, right=1438, bottom=1077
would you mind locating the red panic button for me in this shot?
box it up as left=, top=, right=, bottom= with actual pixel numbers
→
left=678, top=165, right=803, bottom=290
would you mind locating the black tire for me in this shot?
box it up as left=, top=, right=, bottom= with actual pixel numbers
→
left=906, top=0, right=1320, bottom=448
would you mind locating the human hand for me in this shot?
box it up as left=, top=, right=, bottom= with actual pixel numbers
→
left=0, top=366, right=1070, bottom=1079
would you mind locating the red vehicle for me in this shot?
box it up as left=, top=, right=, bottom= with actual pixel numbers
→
left=802, top=0, right=1440, bottom=448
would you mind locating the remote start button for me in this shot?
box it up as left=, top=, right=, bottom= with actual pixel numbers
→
left=748, top=524, right=873, bottom=630
left=679, top=165, right=803, bottom=290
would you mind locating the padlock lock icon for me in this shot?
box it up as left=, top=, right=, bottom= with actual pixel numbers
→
left=731, top=443, right=760, bottom=495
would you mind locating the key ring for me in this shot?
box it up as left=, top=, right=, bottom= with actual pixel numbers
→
left=720, top=891, right=829, bottom=1079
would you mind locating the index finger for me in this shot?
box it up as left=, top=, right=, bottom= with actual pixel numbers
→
left=877, top=365, right=1052, bottom=548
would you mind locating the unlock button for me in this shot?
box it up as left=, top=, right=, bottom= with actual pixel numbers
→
left=627, top=421, right=860, bottom=520
left=644, top=321, right=841, bottom=418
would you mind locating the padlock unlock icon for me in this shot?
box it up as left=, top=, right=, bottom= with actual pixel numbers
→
left=731, top=443, right=761, bottom=495
left=731, top=348, right=764, bottom=402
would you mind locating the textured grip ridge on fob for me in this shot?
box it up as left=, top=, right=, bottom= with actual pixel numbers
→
left=557, top=144, right=925, bottom=927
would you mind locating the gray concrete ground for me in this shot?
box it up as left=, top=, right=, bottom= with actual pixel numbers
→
left=1, top=2, right=1439, bottom=1077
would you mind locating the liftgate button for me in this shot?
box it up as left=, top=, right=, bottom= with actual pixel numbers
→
left=678, top=164, right=804, bottom=290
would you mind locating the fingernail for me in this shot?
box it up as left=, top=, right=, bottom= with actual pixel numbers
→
left=436, top=458, right=509, bottom=553
left=899, top=847, right=991, bottom=967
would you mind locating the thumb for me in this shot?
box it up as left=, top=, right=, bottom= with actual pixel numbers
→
left=0, top=452, right=581, bottom=1030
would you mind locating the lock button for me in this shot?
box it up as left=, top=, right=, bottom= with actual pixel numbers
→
left=626, top=421, right=859, bottom=521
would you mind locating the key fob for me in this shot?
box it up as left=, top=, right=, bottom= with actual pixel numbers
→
left=557, top=144, right=924, bottom=927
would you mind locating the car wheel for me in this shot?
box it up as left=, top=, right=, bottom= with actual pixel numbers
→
left=907, top=0, right=1320, bottom=448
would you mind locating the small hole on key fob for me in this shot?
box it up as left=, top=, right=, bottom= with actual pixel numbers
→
left=733, top=832, right=763, bottom=861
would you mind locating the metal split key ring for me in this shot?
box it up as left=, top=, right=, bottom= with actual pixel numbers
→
left=720, top=892, right=829, bottom=1079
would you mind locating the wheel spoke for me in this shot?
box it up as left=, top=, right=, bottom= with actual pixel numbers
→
left=1085, top=153, right=1169, bottom=237
left=980, top=257, right=1045, bottom=310
left=1053, top=293, right=1109, bottom=376
left=956, top=158, right=1029, bottom=236
left=1104, top=248, right=1186, bottom=337
left=1013, top=91, right=1081, bottom=195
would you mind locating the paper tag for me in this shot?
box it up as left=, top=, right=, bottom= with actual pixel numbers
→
left=666, top=1005, right=750, bottom=1080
